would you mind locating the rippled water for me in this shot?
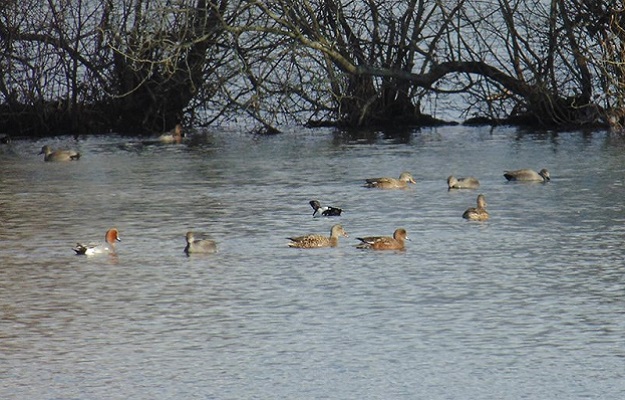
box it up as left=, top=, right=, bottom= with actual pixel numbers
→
left=1, top=126, right=625, bottom=399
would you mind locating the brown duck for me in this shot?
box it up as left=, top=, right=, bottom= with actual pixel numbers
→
left=447, top=175, right=480, bottom=189
left=503, top=168, right=550, bottom=182
left=356, top=228, right=409, bottom=250
left=39, top=145, right=80, bottom=162
left=462, top=194, right=489, bottom=221
left=364, top=172, right=416, bottom=189
left=288, top=224, right=348, bottom=248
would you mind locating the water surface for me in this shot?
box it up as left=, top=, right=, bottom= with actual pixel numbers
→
left=1, top=126, right=625, bottom=399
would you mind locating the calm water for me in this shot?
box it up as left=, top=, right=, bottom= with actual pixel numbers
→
left=1, top=125, right=625, bottom=399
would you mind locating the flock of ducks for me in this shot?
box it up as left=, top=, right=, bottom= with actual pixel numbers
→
left=36, top=129, right=551, bottom=255
left=38, top=124, right=207, bottom=256
left=288, top=167, right=550, bottom=250
left=288, top=172, right=419, bottom=250
left=37, top=124, right=184, bottom=163
left=70, top=228, right=217, bottom=256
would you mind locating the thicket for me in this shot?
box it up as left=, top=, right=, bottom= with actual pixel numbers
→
left=1, top=0, right=624, bottom=135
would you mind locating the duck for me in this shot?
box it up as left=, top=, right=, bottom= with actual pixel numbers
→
left=309, top=200, right=342, bottom=217
left=73, top=228, right=121, bottom=255
left=39, top=145, right=80, bottom=162
left=447, top=175, right=480, bottom=189
left=356, top=228, right=409, bottom=250
left=462, top=194, right=489, bottom=221
left=159, top=124, right=184, bottom=144
left=184, top=231, right=217, bottom=254
left=503, top=168, right=550, bottom=182
left=287, top=224, right=348, bottom=248
left=364, top=171, right=416, bottom=189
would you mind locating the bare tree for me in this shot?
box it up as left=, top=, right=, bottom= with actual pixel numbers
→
left=0, top=0, right=228, bottom=135
left=214, top=0, right=455, bottom=131
left=1, top=0, right=623, bottom=136
left=220, top=0, right=614, bottom=130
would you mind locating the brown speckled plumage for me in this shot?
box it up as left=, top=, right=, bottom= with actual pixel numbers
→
left=288, top=224, right=348, bottom=248
left=462, top=194, right=489, bottom=221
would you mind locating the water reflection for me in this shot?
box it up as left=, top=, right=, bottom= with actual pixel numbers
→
left=333, top=127, right=414, bottom=144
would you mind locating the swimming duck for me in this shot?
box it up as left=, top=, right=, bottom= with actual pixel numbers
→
left=447, top=175, right=480, bottom=189
left=462, top=194, right=489, bottom=221
left=39, top=145, right=80, bottom=162
left=159, top=124, right=184, bottom=144
left=356, top=228, right=409, bottom=250
left=73, top=228, right=121, bottom=255
left=364, top=172, right=416, bottom=189
left=288, top=224, right=348, bottom=248
left=309, top=200, right=342, bottom=217
left=184, top=231, right=217, bottom=254
left=503, top=168, right=550, bottom=182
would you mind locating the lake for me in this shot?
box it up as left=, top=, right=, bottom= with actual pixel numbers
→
left=1, top=125, right=625, bottom=399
